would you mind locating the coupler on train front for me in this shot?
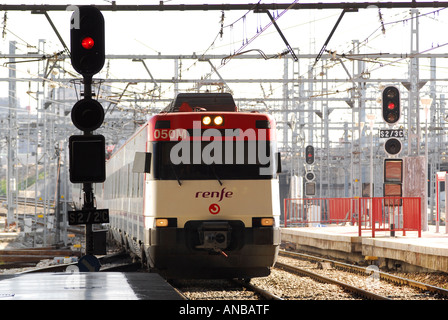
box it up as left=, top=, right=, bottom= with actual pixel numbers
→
left=145, top=220, right=281, bottom=279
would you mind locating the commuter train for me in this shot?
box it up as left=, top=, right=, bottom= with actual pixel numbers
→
left=94, top=93, right=281, bottom=279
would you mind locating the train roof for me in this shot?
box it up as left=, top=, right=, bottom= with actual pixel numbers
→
left=162, top=93, right=237, bottom=113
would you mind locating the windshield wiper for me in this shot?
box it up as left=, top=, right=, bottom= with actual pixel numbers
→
left=212, top=164, right=223, bottom=186
left=170, top=163, right=182, bottom=186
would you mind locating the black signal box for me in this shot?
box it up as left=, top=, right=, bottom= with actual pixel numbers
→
left=382, top=86, right=400, bottom=124
left=305, top=145, right=314, bottom=165
left=69, top=135, right=105, bottom=183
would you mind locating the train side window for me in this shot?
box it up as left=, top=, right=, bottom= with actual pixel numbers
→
left=133, top=152, right=152, bottom=174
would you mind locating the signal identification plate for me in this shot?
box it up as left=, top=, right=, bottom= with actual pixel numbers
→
left=68, top=209, right=109, bottom=225
left=379, top=129, right=404, bottom=138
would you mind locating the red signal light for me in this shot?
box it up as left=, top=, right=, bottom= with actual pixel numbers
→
left=81, top=37, right=94, bottom=49
left=388, top=102, right=395, bottom=110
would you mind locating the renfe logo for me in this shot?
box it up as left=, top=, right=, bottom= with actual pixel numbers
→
left=195, top=187, right=233, bottom=202
left=209, top=204, right=220, bottom=214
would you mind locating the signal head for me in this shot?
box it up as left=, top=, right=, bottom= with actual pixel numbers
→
left=305, top=172, right=315, bottom=181
left=69, top=134, right=105, bottom=183
left=305, top=145, right=314, bottom=165
left=70, top=6, right=105, bottom=76
left=382, top=86, right=400, bottom=124
left=384, top=138, right=402, bottom=156
left=71, top=98, right=105, bottom=132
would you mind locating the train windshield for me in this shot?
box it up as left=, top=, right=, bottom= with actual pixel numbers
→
left=152, top=141, right=276, bottom=180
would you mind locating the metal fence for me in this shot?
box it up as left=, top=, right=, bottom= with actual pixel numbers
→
left=283, top=197, right=421, bottom=237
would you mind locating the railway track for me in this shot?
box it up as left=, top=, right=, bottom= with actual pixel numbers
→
left=274, top=260, right=390, bottom=300
left=0, top=247, right=81, bottom=270
left=0, top=196, right=57, bottom=209
left=277, top=249, right=448, bottom=300
left=232, top=279, right=283, bottom=300
left=13, top=250, right=135, bottom=274
left=170, top=278, right=283, bottom=300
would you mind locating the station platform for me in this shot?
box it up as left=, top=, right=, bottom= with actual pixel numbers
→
left=281, top=225, right=448, bottom=273
left=0, top=272, right=183, bottom=300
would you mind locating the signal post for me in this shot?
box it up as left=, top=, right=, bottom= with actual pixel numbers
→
left=380, top=86, right=403, bottom=202
left=380, top=84, right=428, bottom=232
left=67, top=6, right=108, bottom=259
left=380, top=86, right=403, bottom=236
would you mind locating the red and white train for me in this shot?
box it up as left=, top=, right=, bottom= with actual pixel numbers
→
left=95, top=93, right=281, bottom=279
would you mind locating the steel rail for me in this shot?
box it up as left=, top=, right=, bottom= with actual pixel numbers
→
left=232, top=279, right=284, bottom=300
left=14, top=251, right=129, bottom=274
left=280, top=249, right=448, bottom=299
left=0, top=195, right=51, bottom=208
left=15, top=263, right=77, bottom=274
left=275, top=260, right=391, bottom=300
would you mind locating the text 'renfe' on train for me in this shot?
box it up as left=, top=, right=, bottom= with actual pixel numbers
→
left=96, top=93, right=281, bottom=279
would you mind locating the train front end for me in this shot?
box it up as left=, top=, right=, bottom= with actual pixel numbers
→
left=144, top=93, right=281, bottom=279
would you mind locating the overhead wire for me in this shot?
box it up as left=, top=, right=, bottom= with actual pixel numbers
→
left=0, top=15, right=151, bottom=119
left=296, top=7, right=448, bottom=102
left=3, top=5, right=448, bottom=121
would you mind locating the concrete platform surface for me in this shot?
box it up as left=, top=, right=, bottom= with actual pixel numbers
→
left=0, top=272, right=183, bottom=300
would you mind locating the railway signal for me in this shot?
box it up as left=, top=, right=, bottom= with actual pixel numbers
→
left=305, top=182, right=316, bottom=196
left=69, top=135, right=106, bottom=183
left=382, top=86, right=400, bottom=125
left=71, top=98, right=105, bottom=132
left=384, top=159, right=403, bottom=183
left=305, top=171, right=315, bottom=181
left=70, top=6, right=105, bottom=76
left=384, top=138, right=402, bottom=155
left=68, top=5, right=107, bottom=258
left=69, top=6, right=106, bottom=182
left=383, top=159, right=403, bottom=207
left=305, top=145, right=314, bottom=165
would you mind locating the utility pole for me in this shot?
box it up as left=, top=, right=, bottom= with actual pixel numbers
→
left=6, top=41, right=17, bottom=230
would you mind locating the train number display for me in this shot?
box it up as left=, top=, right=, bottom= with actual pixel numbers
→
left=153, top=129, right=188, bottom=140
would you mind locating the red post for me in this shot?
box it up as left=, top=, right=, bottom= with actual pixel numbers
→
left=284, top=198, right=288, bottom=228
left=402, top=198, right=406, bottom=236
left=418, top=197, right=422, bottom=237
left=358, top=197, right=361, bottom=236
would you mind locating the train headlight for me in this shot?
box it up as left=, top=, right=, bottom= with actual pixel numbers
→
left=202, top=116, right=212, bottom=125
left=260, top=218, right=274, bottom=227
left=202, top=115, right=224, bottom=126
left=253, top=217, right=275, bottom=227
left=155, top=218, right=169, bottom=227
left=213, top=116, right=223, bottom=126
